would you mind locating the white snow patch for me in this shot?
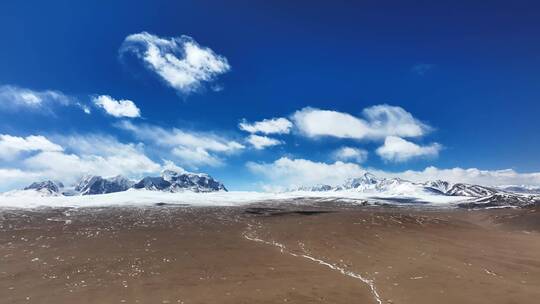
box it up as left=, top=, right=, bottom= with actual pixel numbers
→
left=0, top=188, right=470, bottom=209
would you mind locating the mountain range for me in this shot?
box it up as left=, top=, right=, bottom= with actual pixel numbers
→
left=5, top=171, right=540, bottom=208
left=289, top=173, right=540, bottom=208
left=11, top=168, right=227, bottom=197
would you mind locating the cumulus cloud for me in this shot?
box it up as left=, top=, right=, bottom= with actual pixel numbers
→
left=247, top=135, right=283, bottom=150
left=239, top=117, right=292, bottom=134
left=92, top=95, right=141, bottom=118
left=291, top=105, right=431, bottom=140
left=120, top=32, right=230, bottom=94
left=0, top=134, right=162, bottom=191
left=376, top=136, right=442, bottom=162
left=0, top=134, right=63, bottom=160
left=333, top=147, right=368, bottom=163
left=248, top=157, right=540, bottom=191
left=117, top=121, right=244, bottom=168
left=292, top=107, right=369, bottom=139
left=0, top=85, right=89, bottom=114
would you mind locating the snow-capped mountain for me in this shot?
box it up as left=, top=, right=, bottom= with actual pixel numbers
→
left=162, top=169, right=227, bottom=192
left=0, top=180, right=65, bottom=198
left=335, top=173, right=439, bottom=196
left=132, top=176, right=172, bottom=191
left=19, top=180, right=65, bottom=196
left=289, top=172, right=540, bottom=207
left=75, top=175, right=134, bottom=195
left=133, top=169, right=227, bottom=193
left=4, top=168, right=227, bottom=198
left=292, top=172, right=510, bottom=197
left=2, top=170, right=538, bottom=209
left=341, top=172, right=380, bottom=190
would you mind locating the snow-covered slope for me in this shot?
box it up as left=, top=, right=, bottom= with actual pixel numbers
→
left=443, top=183, right=499, bottom=197
left=458, top=193, right=540, bottom=209
left=424, top=180, right=452, bottom=193
left=290, top=184, right=334, bottom=192
left=495, top=185, right=540, bottom=195
left=0, top=188, right=469, bottom=209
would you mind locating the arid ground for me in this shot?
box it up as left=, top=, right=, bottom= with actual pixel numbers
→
left=1, top=202, right=539, bottom=304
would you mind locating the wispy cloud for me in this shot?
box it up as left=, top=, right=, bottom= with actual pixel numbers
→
left=0, top=85, right=90, bottom=114
left=0, top=134, right=63, bottom=160
left=376, top=136, right=441, bottom=162
left=120, top=32, right=230, bottom=94
left=411, top=63, right=435, bottom=76
left=25, top=135, right=160, bottom=179
left=117, top=121, right=244, bottom=168
left=92, top=95, right=141, bottom=118
left=0, top=134, right=162, bottom=191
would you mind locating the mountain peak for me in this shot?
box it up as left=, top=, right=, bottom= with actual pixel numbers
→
left=23, top=180, right=64, bottom=195
left=342, top=172, right=381, bottom=189
left=75, top=175, right=134, bottom=195
left=133, top=169, right=226, bottom=193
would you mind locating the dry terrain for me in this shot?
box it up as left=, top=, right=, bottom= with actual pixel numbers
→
left=1, top=203, right=539, bottom=304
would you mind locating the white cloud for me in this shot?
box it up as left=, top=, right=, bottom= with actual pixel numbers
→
left=247, top=157, right=366, bottom=189
left=0, top=134, right=163, bottom=191
left=0, top=85, right=89, bottom=114
left=291, top=105, right=431, bottom=140
left=0, top=168, right=43, bottom=191
left=29, top=135, right=160, bottom=180
left=23, top=149, right=159, bottom=183
left=247, top=135, right=283, bottom=150
left=376, top=136, right=441, bottom=162
left=117, top=121, right=244, bottom=168
left=373, top=167, right=540, bottom=187
left=333, top=147, right=368, bottom=163
left=362, top=105, right=431, bottom=139
left=92, top=95, right=141, bottom=118
left=0, top=134, right=63, bottom=160
left=247, top=157, right=540, bottom=190
left=120, top=32, right=230, bottom=94
left=292, top=107, right=370, bottom=139
left=239, top=117, right=292, bottom=134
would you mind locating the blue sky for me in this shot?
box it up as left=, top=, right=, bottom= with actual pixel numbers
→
left=1, top=1, right=539, bottom=191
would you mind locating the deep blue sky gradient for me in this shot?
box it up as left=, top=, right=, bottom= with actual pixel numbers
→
left=0, top=1, right=539, bottom=189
